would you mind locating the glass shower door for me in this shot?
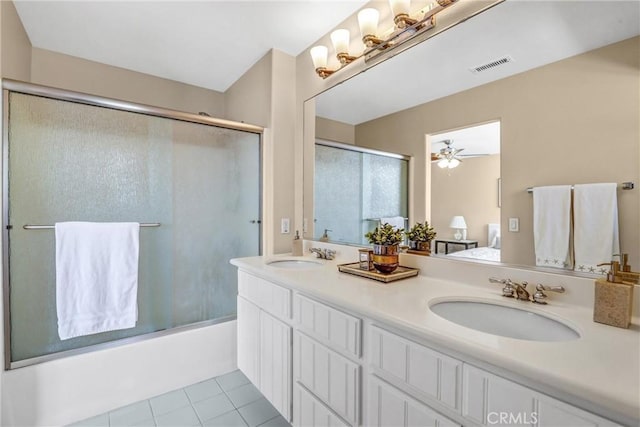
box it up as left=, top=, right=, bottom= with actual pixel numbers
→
left=6, top=91, right=261, bottom=364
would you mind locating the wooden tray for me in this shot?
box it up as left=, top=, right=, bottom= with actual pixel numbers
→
left=337, top=262, right=419, bottom=283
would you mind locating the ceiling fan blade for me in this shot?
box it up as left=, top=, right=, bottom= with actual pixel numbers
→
left=431, top=153, right=440, bottom=161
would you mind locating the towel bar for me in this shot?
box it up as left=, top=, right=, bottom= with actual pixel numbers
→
left=526, top=182, right=634, bottom=193
left=20, top=223, right=161, bottom=230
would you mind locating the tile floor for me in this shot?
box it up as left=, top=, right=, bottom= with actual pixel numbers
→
left=69, top=370, right=291, bottom=427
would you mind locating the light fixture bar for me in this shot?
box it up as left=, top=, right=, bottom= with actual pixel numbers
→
left=364, top=1, right=452, bottom=63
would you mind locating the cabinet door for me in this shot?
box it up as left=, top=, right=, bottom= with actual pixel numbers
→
left=294, top=384, right=349, bottom=427
left=260, top=310, right=292, bottom=421
left=370, top=325, right=462, bottom=412
left=295, top=331, right=360, bottom=426
left=237, top=296, right=261, bottom=387
left=462, top=365, right=619, bottom=427
left=367, top=376, right=461, bottom=427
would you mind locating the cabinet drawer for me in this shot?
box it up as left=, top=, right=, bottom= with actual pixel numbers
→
left=238, top=271, right=291, bottom=321
left=370, top=325, right=462, bottom=413
left=294, top=294, right=362, bottom=358
left=367, top=375, right=460, bottom=427
left=295, top=331, right=360, bottom=426
left=294, top=383, right=349, bottom=427
left=462, top=365, right=619, bottom=427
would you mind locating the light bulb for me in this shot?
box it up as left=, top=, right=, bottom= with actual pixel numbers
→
left=437, top=159, right=448, bottom=168
left=358, top=8, right=379, bottom=38
left=389, top=0, right=410, bottom=17
left=448, top=158, right=460, bottom=168
left=330, top=29, right=350, bottom=55
left=310, top=45, right=328, bottom=69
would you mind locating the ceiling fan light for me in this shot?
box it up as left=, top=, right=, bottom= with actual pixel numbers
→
left=448, top=158, right=461, bottom=168
left=437, top=159, right=448, bottom=168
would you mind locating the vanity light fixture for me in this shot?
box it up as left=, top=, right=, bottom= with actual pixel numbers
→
left=310, top=0, right=459, bottom=79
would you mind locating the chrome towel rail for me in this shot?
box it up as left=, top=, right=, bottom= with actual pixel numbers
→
left=21, top=223, right=161, bottom=230
left=526, top=182, right=634, bottom=193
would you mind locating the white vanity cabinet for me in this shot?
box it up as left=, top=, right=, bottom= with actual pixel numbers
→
left=293, top=294, right=363, bottom=427
left=235, top=267, right=623, bottom=427
left=462, top=365, right=620, bottom=427
left=237, top=272, right=292, bottom=421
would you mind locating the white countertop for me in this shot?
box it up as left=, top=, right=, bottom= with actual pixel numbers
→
left=231, top=252, right=640, bottom=426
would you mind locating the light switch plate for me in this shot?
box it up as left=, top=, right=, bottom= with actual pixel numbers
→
left=281, top=218, right=290, bottom=234
left=508, top=217, right=519, bottom=232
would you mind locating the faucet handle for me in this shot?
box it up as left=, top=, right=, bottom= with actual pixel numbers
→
left=536, top=284, right=565, bottom=293
left=532, top=284, right=565, bottom=304
left=489, top=277, right=516, bottom=297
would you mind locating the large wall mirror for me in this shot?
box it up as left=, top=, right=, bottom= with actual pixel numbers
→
left=303, top=0, right=640, bottom=273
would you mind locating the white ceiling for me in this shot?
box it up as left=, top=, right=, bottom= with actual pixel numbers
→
left=431, top=120, right=500, bottom=156
left=315, top=0, right=640, bottom=125
left=13, top=0, right=368, bottom=92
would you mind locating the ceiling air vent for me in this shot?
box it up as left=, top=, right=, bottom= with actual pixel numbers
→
left=470, top=55, right=514, bottom=74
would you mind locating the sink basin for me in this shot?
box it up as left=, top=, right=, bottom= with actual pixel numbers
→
left=430, top=300, right=580, bottom=342
left=266, top=259, right=323, bottom=269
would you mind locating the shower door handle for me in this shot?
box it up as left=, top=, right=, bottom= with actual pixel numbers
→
left=249, top=220, right=262, bottom=224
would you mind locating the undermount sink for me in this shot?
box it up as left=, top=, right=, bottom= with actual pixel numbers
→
left=430, top=300, right=580, bottom=342
left=266, top=259, right=323, bottom=269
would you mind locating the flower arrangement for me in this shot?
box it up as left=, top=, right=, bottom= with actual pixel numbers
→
left=406, top=221, right=437, bottom=243
left=365, top=223, right=405, bottom=246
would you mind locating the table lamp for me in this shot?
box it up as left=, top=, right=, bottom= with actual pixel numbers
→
left=449, top=216, right=467, bottom=240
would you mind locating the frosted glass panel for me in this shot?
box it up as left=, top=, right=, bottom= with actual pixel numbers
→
left=6, top=93, right=260, bottom=363
left=314, top=143, right=408, bottom=245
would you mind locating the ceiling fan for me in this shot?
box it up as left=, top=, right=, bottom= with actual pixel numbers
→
left=431, top=139, right=466, bottom=169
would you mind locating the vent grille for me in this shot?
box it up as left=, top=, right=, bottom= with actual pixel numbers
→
left=470, top=55, right=514, bottom=74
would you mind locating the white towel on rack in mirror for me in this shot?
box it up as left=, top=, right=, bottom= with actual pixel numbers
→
left=379, top=216, right=406, bottom=230
left=573, top=183, right=620, bottom=275
left=533, top=186, right=572, bottom=270
left=55, top=222, right=140, bottom=340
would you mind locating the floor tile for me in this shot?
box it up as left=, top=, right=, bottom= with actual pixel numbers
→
left=185, top=378, right=223, bottom=403
left=258, top=415, right=291, bottom=427
left=193, top=393, right=235, bottom=422
left=154, top=405, right=201, bottom=427
left=150, top=389, right=191, bottom=416
left=68, top=413, right=109, bottom=427
left=110, top=401, right=153, bottom=427
left=216, top=370, right=250, bottom=392
left=227, top=383, right=262, bottom=408
left=203, top=410, right=248, bottom=427
left=237, top=399, right=280, bottom=427
left=130, top=418, right=156, bottom=427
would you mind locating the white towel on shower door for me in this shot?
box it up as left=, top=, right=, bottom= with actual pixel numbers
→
left=533, top=185, right=572, bottom=269
left=55, top=222, right=140, bottom=340
left=573, top=183, right=620, bottom=275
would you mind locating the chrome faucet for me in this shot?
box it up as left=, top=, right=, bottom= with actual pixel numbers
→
left=489, top=277, right=564, bottom=304
left=309, top=247, right=336, bottom=260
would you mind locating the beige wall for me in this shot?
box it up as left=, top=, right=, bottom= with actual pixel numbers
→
left=0, top=0, right=30, bottom=81
left=431, top=154, right=500, bottom=246
left=355, top=37, right=640, bottom=267
left=316, top=117, right=355, bottom=144
left=31, top=48, right=225, bottom=117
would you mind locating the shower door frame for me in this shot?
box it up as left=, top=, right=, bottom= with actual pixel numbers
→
left=1, top=79, right=264, bottom=369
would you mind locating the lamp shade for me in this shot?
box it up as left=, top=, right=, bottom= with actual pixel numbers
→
left=310, top=45, right=328, bottom=69
left=389, top=0, right=410, bottom=16
left=331, top=29, right=351, bottom=55
left=449, top=216, right=467, bottom=229
left=358, top=8, right=379, bottom=38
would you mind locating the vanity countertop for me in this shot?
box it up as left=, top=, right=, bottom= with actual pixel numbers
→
left=231, top=254, right=640, bottom=426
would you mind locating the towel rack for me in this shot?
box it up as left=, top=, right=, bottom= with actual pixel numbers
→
left=20, top=223, right=161, bottom=230
left=526, top=182, right=634, bottom=194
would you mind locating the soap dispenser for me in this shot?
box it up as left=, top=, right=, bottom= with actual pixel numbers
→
left=594, top=257, right=637, bottom=328
left=319, top=229, right=331, bottom=242
left=292, top=230, right=303, bottom=256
